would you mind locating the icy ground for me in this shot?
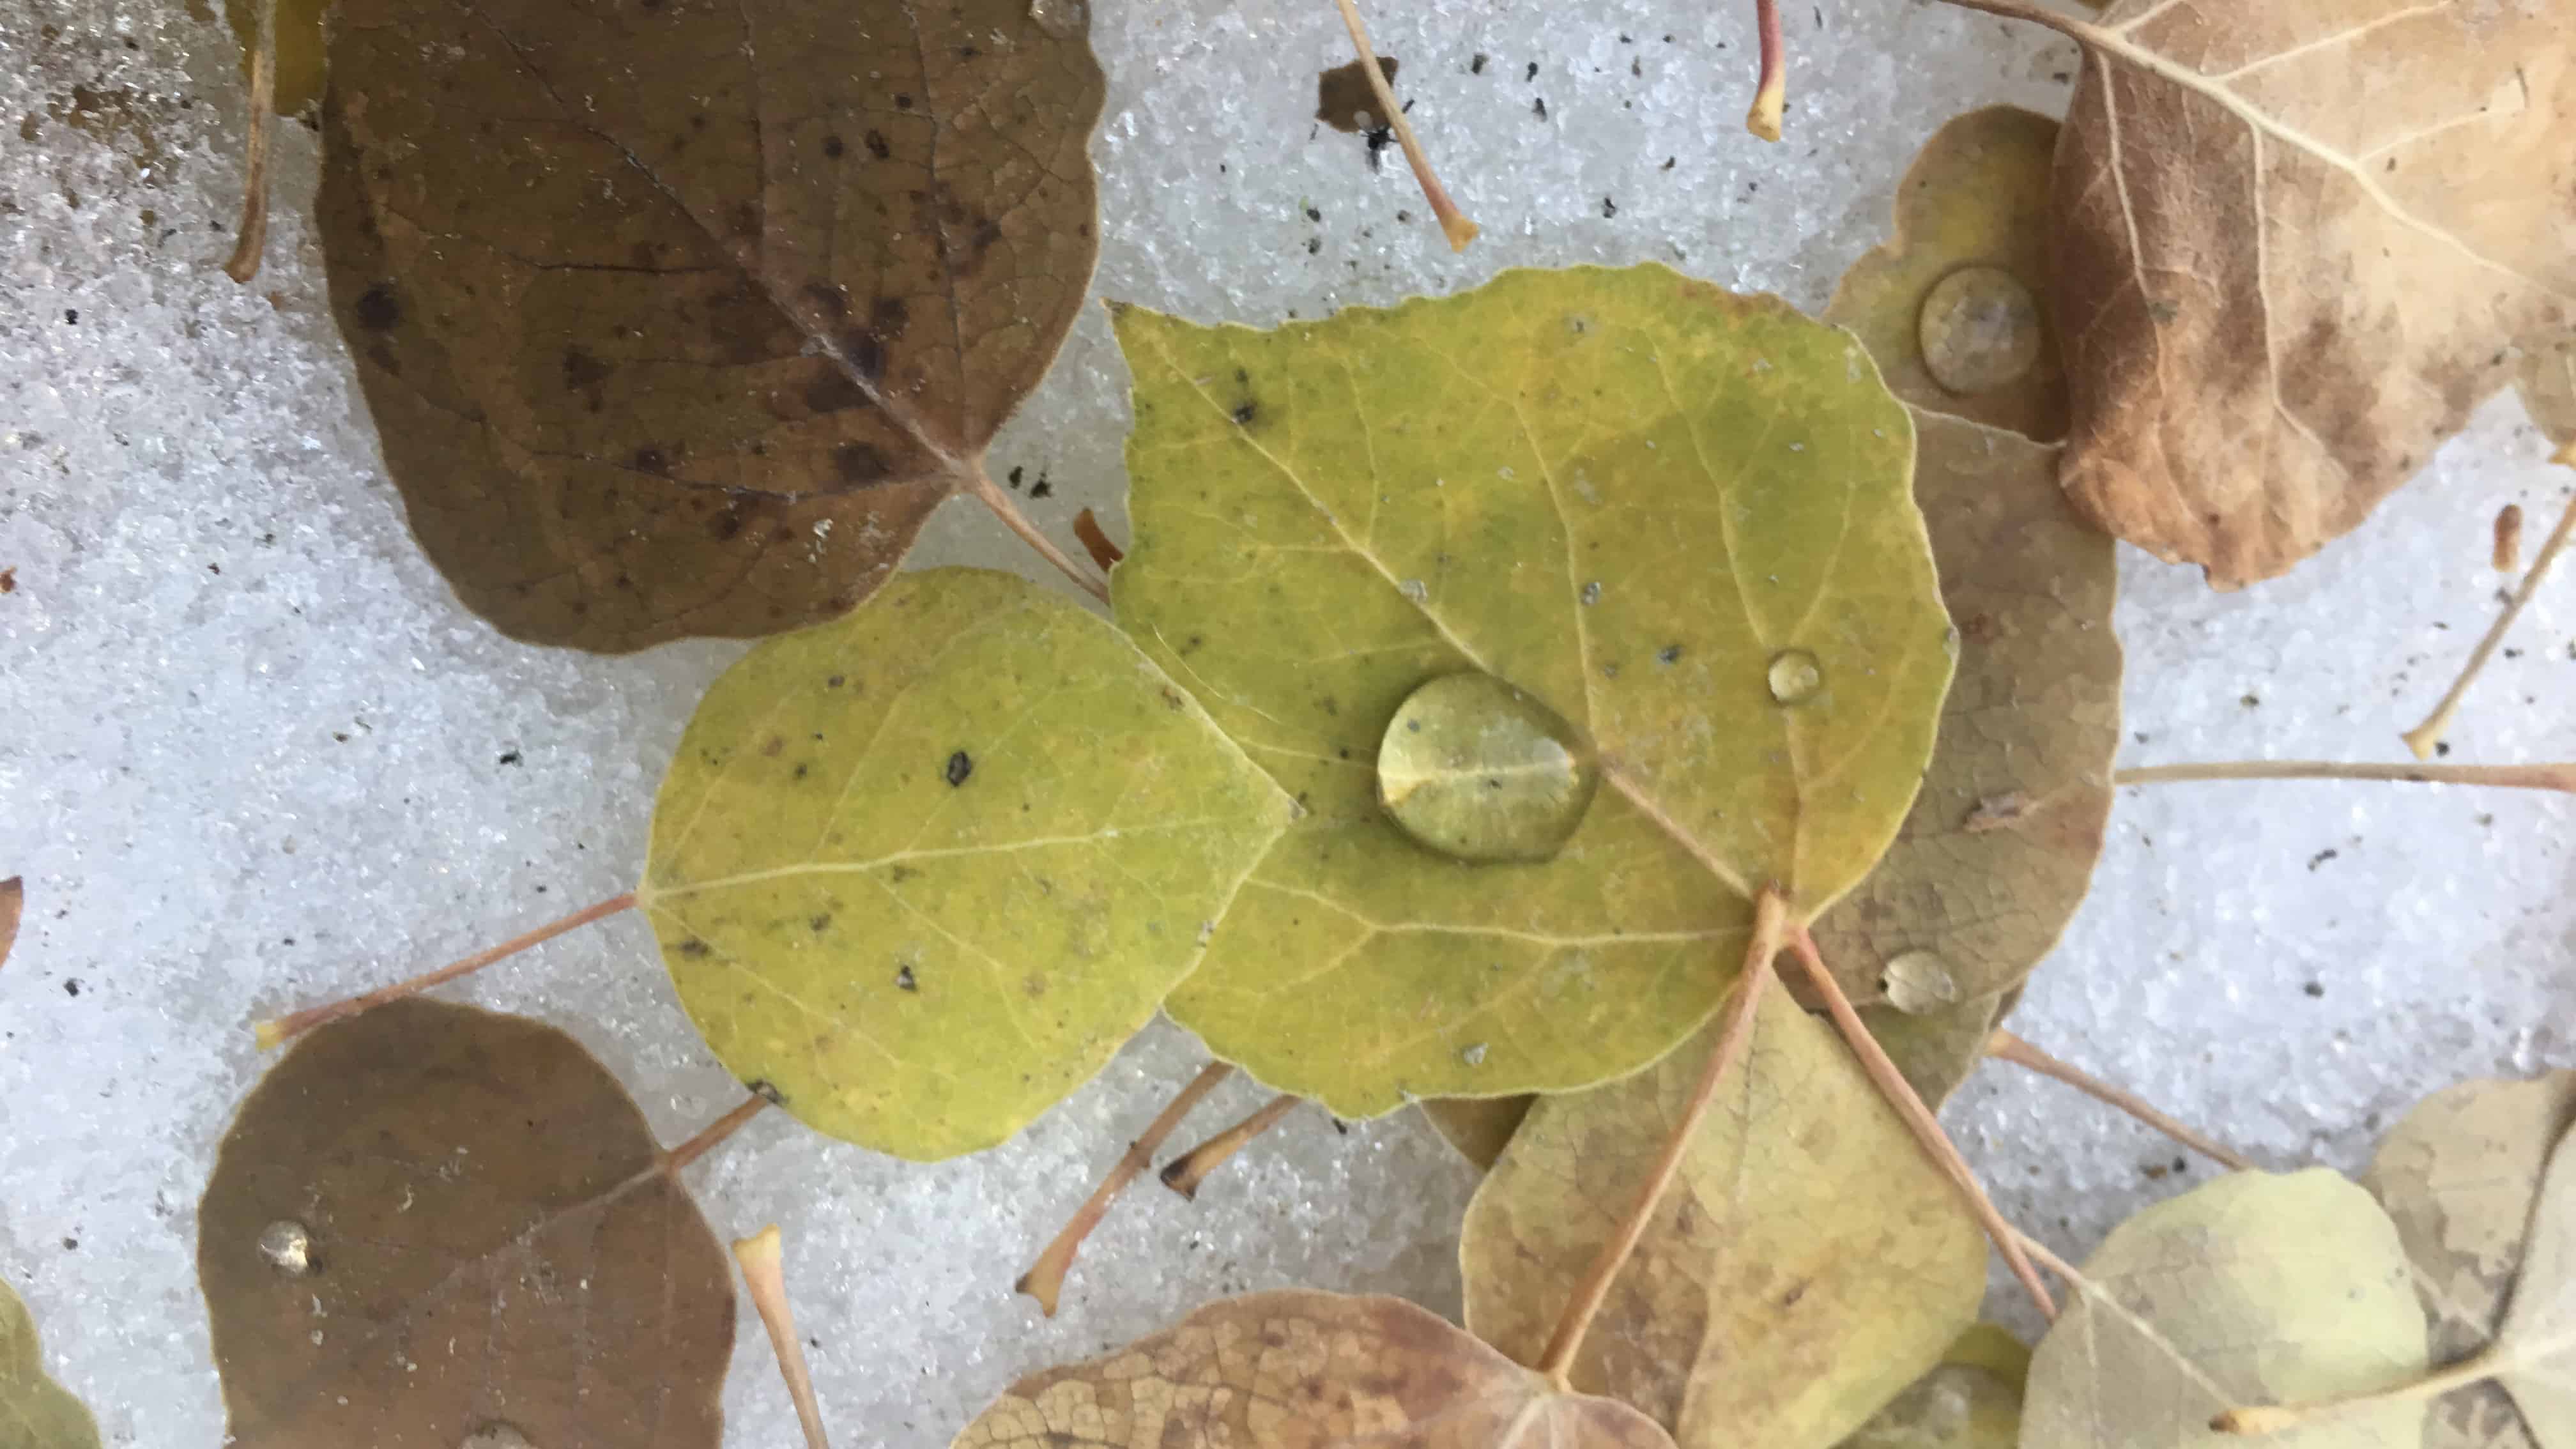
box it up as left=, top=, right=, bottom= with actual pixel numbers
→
left=2, top=0, right=2571, bottom=1443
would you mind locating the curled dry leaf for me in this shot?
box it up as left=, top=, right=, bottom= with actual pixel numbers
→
left=1460, top=989, right=1987, bottom=1448
left=1822, top=106, right=2067, bottom=442
left=196, top=998, right=733, bottom=1449
left=1807, top=410, right=2119, bottom=1010
left=1839, top=1324, right=2029, bottom=1449
left=321, top=0, right=1103, bottom=650
left=2000, top=0, right=2576, bottom=586
left=1, top=1278, right=100, bottom=1449
left=2365, top=1073, right=2576, bottom=1449
left=2021, top=1169, right=2426, bottom=1448
left=640, top=568, right=1293, bottom=1159
left=1113, top=264, right=1952, bottom=1116
left=950, top=1289, right=1676, bottom=1448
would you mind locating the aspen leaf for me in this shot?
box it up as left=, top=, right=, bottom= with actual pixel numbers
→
left=2478, top=1112, right=2576, bottom=1447
left=1838, top=1324, right=2028, bottom=1449
left=1420, top=1095, right=1534, bottom=1172
left=2022, top=1169, right=2427, bottom=1448
left=1857, top=983, right=2018, bottom=1111
left=0, top=1278, right=98, bottom=1449
left=1823, top=106, right=2067, bottom=442
left=1460, top=988, right=1987, bottom=1449
left=222, top=0, right=325, bottom=118
left=950, top=1289, right=1676, bottom=1449
left=320, top=0, right=1103, bottom=650
left=1996, top=0, right=2576, bottom=586
left=1113, top=264, right=1953, bottom=1117
left=2522, top=340, right=2576, bottom=447
left=196, top=999, right=734, bottom=1449
left=0, top=877, right=19, bottom=974
left=640, top=568, right=1294, bottom=1160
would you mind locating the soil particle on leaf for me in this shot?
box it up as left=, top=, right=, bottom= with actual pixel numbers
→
left=1315, top=57, right=1397, bottom=133
left=944, top=749, right=973, bottom=786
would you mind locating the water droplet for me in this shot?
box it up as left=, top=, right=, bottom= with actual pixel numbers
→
left=1026, top=0, right=1087, bottom=40
left=461, top=1425, right=537, bottom=1449
left=1881, top=950, right=1959, bottom=1015
left=1580, top=580, right=1602, bottom=606
left=1377, top=673, right=1599, bottom=864
left=258, top=1220, right=312, bottom=1276
left=1766, top=649, right=1823, bottom=705
left=1917, top=265, right=2043, bottom=395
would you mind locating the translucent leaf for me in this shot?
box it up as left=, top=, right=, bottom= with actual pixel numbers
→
left=641, top=568, right=1294, bottom=1159
left=1112, top=264, right=1952, bottom=1116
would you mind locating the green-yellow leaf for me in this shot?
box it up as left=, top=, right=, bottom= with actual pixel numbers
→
left=1, top=1278, right=99, bottom=1449
left=1840, top=1324, right=2028, bottom=1449
left=1460, top=988, right=1987, bottom=1449
left=640, top=567, right=1294, bottom=1159
left=1112, top=264, right=1953, bottom=1116
left=2023, top=1169, right=2428, bottom=1448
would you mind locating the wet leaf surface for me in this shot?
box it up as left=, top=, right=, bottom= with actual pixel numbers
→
left=951, top=1289, right=1676, bottom=1448
left=1823, top=106, right=2066, bottom=441
left=2022, top=1169, right=2426, bottom=1448
left=2035, top=0, right=2576, bottom=586
left=640, top=568, right=1292, bottom=1159
left=1460, top=989, right=1986, bottom=1448
left=196, top=999, right=733, bottom=1449
left=1808, top=411, right=2118, bottom=1008
left=1113, top=263, right=1952, bottom=1116
left=1857, top=984, right=2016, bottom=1111
left=1, top=1278, right=100, bottom=1449
left=321, top=0, right=1103, bottom=650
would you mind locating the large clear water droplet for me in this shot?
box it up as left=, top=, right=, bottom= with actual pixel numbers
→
left=1377, top=673, right=1598, bottom=864
left=1882, top=949, right=1959, bottom=1015
left=1767, top=649, right=1823, bottom=705
left=1917, top=265, right=2043, bottom=396
left=1027, top=0, right=1087, bottom=40
left=258, top=1220, right=312, bottom=1276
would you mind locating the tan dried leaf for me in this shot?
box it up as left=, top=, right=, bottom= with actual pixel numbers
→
left=950, top=1290, right=1675, bottom=1448
left=321, top=0, right=1103, bottom=650
left=1857, top=984, right=2018, bottom=1111
left=0, top=877, right=19, bottom=973
left=2522, top=339, right=2576, bottom=446
left=2017, top=0, right=2576, bottom=586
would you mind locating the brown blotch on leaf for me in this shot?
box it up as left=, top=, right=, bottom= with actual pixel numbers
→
left=1317, top=57, right=1400, bottom=133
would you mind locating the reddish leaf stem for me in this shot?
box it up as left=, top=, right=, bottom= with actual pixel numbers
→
left=1328, top=0, right=1479, bottom=250
left=2115, top=760, right=2575, bottom=793
left=966, top=463, right=1110, bottom=605
left=1533, top=889, right=1788, bottom=1385
left=1160, top=1092, right=1301, bottom=1199
left=1987, top=1029, right=2254, bottom=1171
left=224, top=0, right=278, bottom=283
left=1071, top=507, right=1125, bottom=573
left=1745, top=0, right=1786, bottom=141
left=1789, top=924, right=2057, bottom=1320
left=732, top=1225, right=832, bottom=1449
left=662, top=1092, right=770, bottom=1174
left=254, top=891, right=638, bottom=1050
left=2405, top=443, right=2576, bottom=758
left=1015, top=1061, right=1234, bottom=1316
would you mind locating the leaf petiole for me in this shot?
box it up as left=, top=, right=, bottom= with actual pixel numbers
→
left=1015, top=1061, right=1233, bottom=1316
left=1988, top=1029, right=2253, bottom=1171
left=2212, top=1347, right=2501, bottom=1436
left=222, top=0, right=278, bottom=284
left=966, top=463, right=1110, bottom=604
left=732, top=1225, right=833, bottom=1449
left=1160, top=1092, right=1301, bottom=1200
left=1745, top=0, right=1786, bottom=141
left=1326, top=0, right=1478, bottom=250
left=2405, top=443, right=2576, bottom=758
left=2115, top=760, right=2575, bottom=792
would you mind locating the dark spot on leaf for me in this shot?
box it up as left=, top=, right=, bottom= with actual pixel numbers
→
left=632, top=447, right=670, bottom=475
left=1232, top=401, right=1257, bottom=426
left=678, top=939, right=710, bottom=958
left=894, top=93, right=914, bottom=109
left=863, top=130, right=891, bottom=160
left=809, top=914, right=832, bottom=931
left=822, top=134, right=845, bottom=158
left=896, top=964, right=918, bottom=992
left=562, top=346, right=611, bottom=390
left=804, top=366, right=870, bottom=414
left=945, top=750, right=974, bottom=786
left=802, top=282, right=850, bottom=318
left=832, top=441, right=893, bottom=486
left=749, top=1078, right=786, bottom=1105
left=353, top=284, right=401, bottom=330
left=870, top=295, right=908, bottom=335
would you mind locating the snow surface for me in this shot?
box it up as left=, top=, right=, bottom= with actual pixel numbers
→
left=1, top=0, right=2570, bottom=1443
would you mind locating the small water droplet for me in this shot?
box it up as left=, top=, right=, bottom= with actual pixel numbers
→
left=1026, top=0, right=1086, bottom=40
left=1580, top=580, right=1602, bottom=606
left=1399, top=578, right=1429, bottom=603
left=259, top=1220, right=312, bottom=1276
left=462, top=1425, right=537, bottom=1449
left=1882, top=950, right=1959, bottom=1015
left=1918, top=264, right=2043, bottom=395
left=1766, top=649, right=1823, bottom=705
left=1377, top=673, right=1599, bottom=864
left=1460, top=1042, right=1489, bottom=1066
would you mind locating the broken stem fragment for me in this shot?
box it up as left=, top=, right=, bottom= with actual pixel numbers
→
left=1161, top=1092, right=1301, bottom=1199
left=1071, top=507, right=1125, bottom=572
left=2114, top=760, right=2576, bottom=793
left=2212, top=1347, right=2501, bottom=1436
left=252, top=891, right=638, bottom=1050
left=662, top=1092, right=770, bottom=1174
left=223, top=0, right=279, bottom=284
left=2404, top=443, right=2576, bottom=758
left=1988, top=1029, right=2254, bottom=1171
left=1015, top=1061, right=1233, bottom=1316
left=1745, top=0, right=1786, bottom=141
left=1327, top=0, right=1480, bottom=250
left=1789, top=924, right=2057, bottom=1320
left=1533, top=888, right=1788, bottom=1385
left=732, top=1225, right=832, bottom=1449
left=966, top=463, right=1110, bottom=604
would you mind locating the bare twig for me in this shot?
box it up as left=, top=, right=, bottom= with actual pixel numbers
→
left=1988, top=1029, right=2255, bottom=1171
left=732, top=1225, right=832, bottom=1449
left=662, top=1093, right=770, bottom=1174
left=2115, top=760, right=2575, bottom=793
left=223, top=0, right=279, bottom=283
left=1534, top=889, right=1788, bottom=1384
left=1071, top=507, right=1124, bottom=572
left=966, top=464, right=1110, bottom=605
left=1327, top=0, right=1479, bottom=250
left=1745, top=0, right=1786, bottom=141
left=253, top=891, right=637, bottom=1050
left=2405, top=443, right=2576, bottom=758
left=1015, top=1061, right=1233, bottom=1315
left=1790, top=925, right=2057, bottom=1319
left=1160, top=1093, right=1301, bottom=1199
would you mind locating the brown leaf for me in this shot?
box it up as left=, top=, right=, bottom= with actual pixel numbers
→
left=2523, top=337, right=2576, bottom=447
left=0, top=876, right=20, bottom=972
left=1808, top=411, right=2119, bottom=1009
left=197, top=998, right=734, bottom=1448
left=1858, top=985, right=2019, bottom=1111
left=950, top=1289, right=1674, bottom=1448
left=1420, top=1095, right=1534, bottom=1172
left=321, top=0, right=1103, bottom=651
left=1823, top=105, right=2066, bottom=442
left=2032, top=0, right=2576, bottom=586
